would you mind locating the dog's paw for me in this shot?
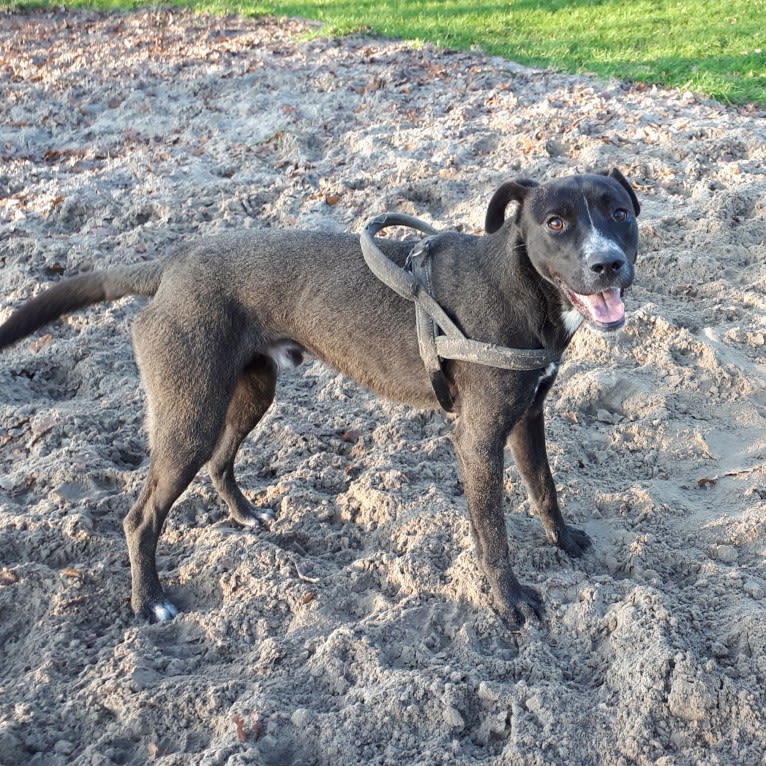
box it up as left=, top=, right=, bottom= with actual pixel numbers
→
left=489, top=567, right=545, bottom=629
left=550, top=524, right=592, bottom=558
left=142, top=599, right=178, bottom=623
left=233, top=506, right=275, bottom=528
left=499, top=584, right=545, bottom=629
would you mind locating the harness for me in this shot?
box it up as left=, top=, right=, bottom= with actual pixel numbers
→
left=359, top=213, right=561, bottom=412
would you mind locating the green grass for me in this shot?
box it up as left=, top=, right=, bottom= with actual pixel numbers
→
left=6, top=0, right=766, bottom=105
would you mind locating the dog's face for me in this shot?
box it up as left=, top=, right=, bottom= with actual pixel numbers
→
left=485, top=169, right=640, bottom=332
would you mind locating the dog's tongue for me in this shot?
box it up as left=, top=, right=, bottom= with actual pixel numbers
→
left=575, top=288, right=625, bottom=325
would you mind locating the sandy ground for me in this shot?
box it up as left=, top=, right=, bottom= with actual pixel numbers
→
left=1, top=8, right=765, bottom=765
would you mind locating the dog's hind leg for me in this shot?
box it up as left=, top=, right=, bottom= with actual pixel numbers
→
left=124, top=308, right=243, bottom=620
left=207, top=356, right=277, bottom=527
left=123, top=378, right=236, bottom=620
left=124, top=458, right=207, bottom=622
left=507, top=409, right=591, bottom=557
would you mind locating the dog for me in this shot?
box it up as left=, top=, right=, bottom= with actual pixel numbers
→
left=0, top=169, right=639, bottom=626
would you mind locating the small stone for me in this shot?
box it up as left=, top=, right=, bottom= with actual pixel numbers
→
left=54, top=740, right=75, bottom=755
left=477, top=681, right=499, bottom=703
left=596, top=408, right=614, bottom=423
left=711, top=642, right=729, bottom=658
left=743, top=580, right=763, bottom=599
left=667, top=674, right=712, bottom=722
left=443, top=706, right=465, bottom=729
left=291, top=708, right=311, bottom=728
left=715, top=545, right=738, bottom=563
left=544, top=138, right=569, bottom=157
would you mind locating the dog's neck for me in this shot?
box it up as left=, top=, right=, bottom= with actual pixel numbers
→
left=494, top=229, right=581, bottom=355
left=424, top=228, right=581, bottom=358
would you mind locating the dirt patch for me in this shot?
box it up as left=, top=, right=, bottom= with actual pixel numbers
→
left=1, top=8, right=765, bottom=765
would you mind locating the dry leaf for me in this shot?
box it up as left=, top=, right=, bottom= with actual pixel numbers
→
left=0, top=569, right=18, bottom=586
left=30, top=334, right=52, bottom=353
left=233, top=714, right=247, bottom=743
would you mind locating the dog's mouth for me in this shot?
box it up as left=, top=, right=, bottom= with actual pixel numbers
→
left=563, top=286, right=626, bottom=331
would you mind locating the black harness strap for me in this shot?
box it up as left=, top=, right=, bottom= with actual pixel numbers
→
left=407, top=237, right=457, bottom=411
left=360, top=213, right=561, bottom=412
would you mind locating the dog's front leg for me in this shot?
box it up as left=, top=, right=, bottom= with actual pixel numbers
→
left=451, top=413, right=543, bottom=628
left=508, top=408, right=591, bottom=557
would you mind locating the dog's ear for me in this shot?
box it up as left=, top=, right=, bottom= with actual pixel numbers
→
left=485, top=179, right=539, bottom=234
left=602, top=168, right=640, bottom=216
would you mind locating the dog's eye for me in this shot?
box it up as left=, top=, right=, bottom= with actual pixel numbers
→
left=613, top=208, right=629, bottom=222
left=546, top=216, right=566, bottom=232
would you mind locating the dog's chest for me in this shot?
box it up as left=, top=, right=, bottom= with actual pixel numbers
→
left=562, top=308, right=584, bottom=337
left=532, top=361, right=559, bottom=406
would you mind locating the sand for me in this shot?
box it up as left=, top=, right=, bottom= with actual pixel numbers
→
left=1, top=8, right=765, bottom=765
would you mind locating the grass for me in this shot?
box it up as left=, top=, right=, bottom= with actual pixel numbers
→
left=5, top=0, right=766, bottom=105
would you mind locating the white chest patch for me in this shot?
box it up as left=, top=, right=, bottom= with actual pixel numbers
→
left=562, top=308, right=584, bottom=337
left=533, top=361, right=559, bottom=399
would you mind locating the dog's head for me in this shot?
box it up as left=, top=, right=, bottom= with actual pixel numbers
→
left=485, top=169, right=640, bottom=333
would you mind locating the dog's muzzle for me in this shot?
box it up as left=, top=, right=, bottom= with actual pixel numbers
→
left=563, top=286, right=627, bottom=331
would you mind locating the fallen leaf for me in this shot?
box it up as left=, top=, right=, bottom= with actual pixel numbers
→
left=233, top=714, right=247, bottom=743
left=60, top=596, right=89, bottom=609
left=30, top=334, right=52, bottom=353
left=0, top=569, right=18, bottom=586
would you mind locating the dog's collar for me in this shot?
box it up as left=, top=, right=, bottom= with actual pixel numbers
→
left=360, top=213, right=562, bottom=412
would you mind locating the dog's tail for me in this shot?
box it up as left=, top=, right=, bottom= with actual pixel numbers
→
left=0, top=262, right=164, bottom=350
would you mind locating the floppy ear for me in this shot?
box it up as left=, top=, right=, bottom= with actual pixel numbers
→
left=602, top=167, right=640, bottom=216
left=485, top=178, right=539, bottom=234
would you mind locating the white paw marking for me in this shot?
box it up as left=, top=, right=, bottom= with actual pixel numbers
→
left=151, top=600, right=178, bottom=622
left=241, top=507, right=275, bottom=527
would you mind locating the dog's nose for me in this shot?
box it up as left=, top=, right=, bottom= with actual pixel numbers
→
left=587, top=252, right=626, bottom=276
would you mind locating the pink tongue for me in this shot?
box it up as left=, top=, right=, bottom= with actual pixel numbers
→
left=577, top=288, right=625, bottom=324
